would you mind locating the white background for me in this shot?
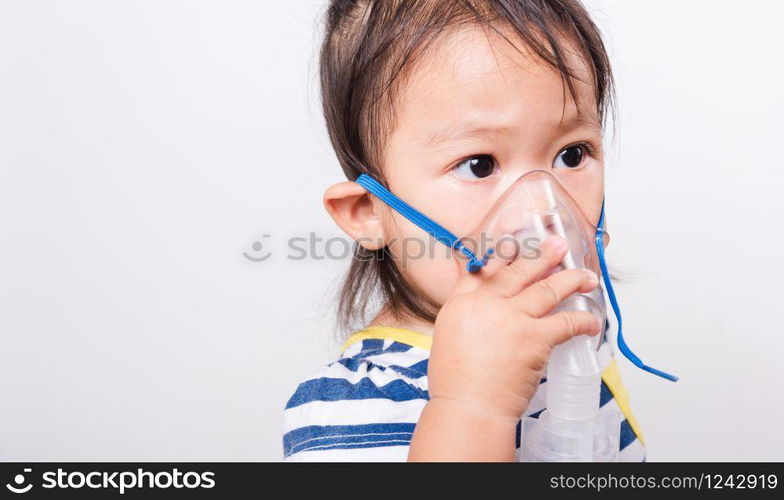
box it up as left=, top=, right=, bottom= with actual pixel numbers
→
left=1, top=0, right=782, bottom=461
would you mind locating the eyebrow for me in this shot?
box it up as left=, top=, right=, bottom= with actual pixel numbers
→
left=421, top=123, right=508, bottom=147
left=420, top=114, right=601, bottom=147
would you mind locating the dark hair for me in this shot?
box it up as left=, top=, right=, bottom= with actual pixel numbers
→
left=320, top=0, right=614, bottom=331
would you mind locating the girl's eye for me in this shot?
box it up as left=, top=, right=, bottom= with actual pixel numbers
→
left=452, top=154, right=497, bottom=179
left=553, top=145, right=587, bottom=169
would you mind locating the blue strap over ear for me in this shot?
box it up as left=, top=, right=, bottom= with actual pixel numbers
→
left=596, top=201, right=678, bottom=382
left=356, top=173, right=677, bottom=382
left=356, top=174, right=491, bottom=272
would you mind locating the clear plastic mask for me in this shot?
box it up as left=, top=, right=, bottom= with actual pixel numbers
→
left=457, top=170, right=608, bottom=349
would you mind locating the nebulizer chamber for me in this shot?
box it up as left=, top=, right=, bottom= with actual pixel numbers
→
left=460, top=171, right=621, bottom=462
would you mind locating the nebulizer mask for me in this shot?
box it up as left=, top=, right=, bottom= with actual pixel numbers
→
left=356, top=170, right=677, bottom=462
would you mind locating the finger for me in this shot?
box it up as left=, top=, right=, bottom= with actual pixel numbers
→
left=483, top=235, right=569, bottom=297
left=448, top=236, right=517, bottom=297
left=514, top=268, right=599, bottom=317
left=538, top=310, right=602, bottom=346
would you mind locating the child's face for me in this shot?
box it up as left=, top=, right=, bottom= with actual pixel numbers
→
left=376, top=26, right=605, bottom=307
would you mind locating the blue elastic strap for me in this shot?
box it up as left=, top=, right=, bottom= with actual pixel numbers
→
left=596, top=200, right=678, bottom=382
left=356, top=173, right=677, bottom=382
left=355, top=174, right=491, bottom=272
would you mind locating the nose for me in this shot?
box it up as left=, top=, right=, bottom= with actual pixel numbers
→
left=496, top=175, right=558, bottom=232
left=482, top=174, right=571, bottom=261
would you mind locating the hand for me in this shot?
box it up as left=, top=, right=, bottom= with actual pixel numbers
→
left=428, top=235, right=602, bottom=422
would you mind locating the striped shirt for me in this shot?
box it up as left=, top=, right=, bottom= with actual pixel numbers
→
left=283, top=326, right=646, bottom=461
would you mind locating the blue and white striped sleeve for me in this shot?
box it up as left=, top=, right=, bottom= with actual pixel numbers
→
left=282, top=343, right=430, bottom=461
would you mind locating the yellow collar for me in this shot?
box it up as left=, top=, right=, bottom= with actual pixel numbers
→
left=342, top=326, right=433, bottom=353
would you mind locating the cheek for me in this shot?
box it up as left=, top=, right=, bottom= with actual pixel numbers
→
left=400, top=252, right=462, bottom=306
left=557, top=170, right=605, bottom=228
left=383, top=215, right=465, bottom=306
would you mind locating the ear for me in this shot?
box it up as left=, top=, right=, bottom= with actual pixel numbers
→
left=324, top=181, right=386, bottom=250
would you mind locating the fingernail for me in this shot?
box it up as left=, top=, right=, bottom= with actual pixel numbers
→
left=546, top=235, right=567, bottom=253
left=584, top=269, right=598, bottom=285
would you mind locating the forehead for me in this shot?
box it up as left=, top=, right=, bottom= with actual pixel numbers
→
left=392, top=25, right=599, bottom=142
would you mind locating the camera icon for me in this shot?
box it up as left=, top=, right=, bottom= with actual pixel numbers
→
left=243, top=235, right=272, bottom=262
left=5, top=468, right=33, bottom=494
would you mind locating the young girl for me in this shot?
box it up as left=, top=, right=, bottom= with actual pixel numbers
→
left=284, top=0, right=647, bottom=461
